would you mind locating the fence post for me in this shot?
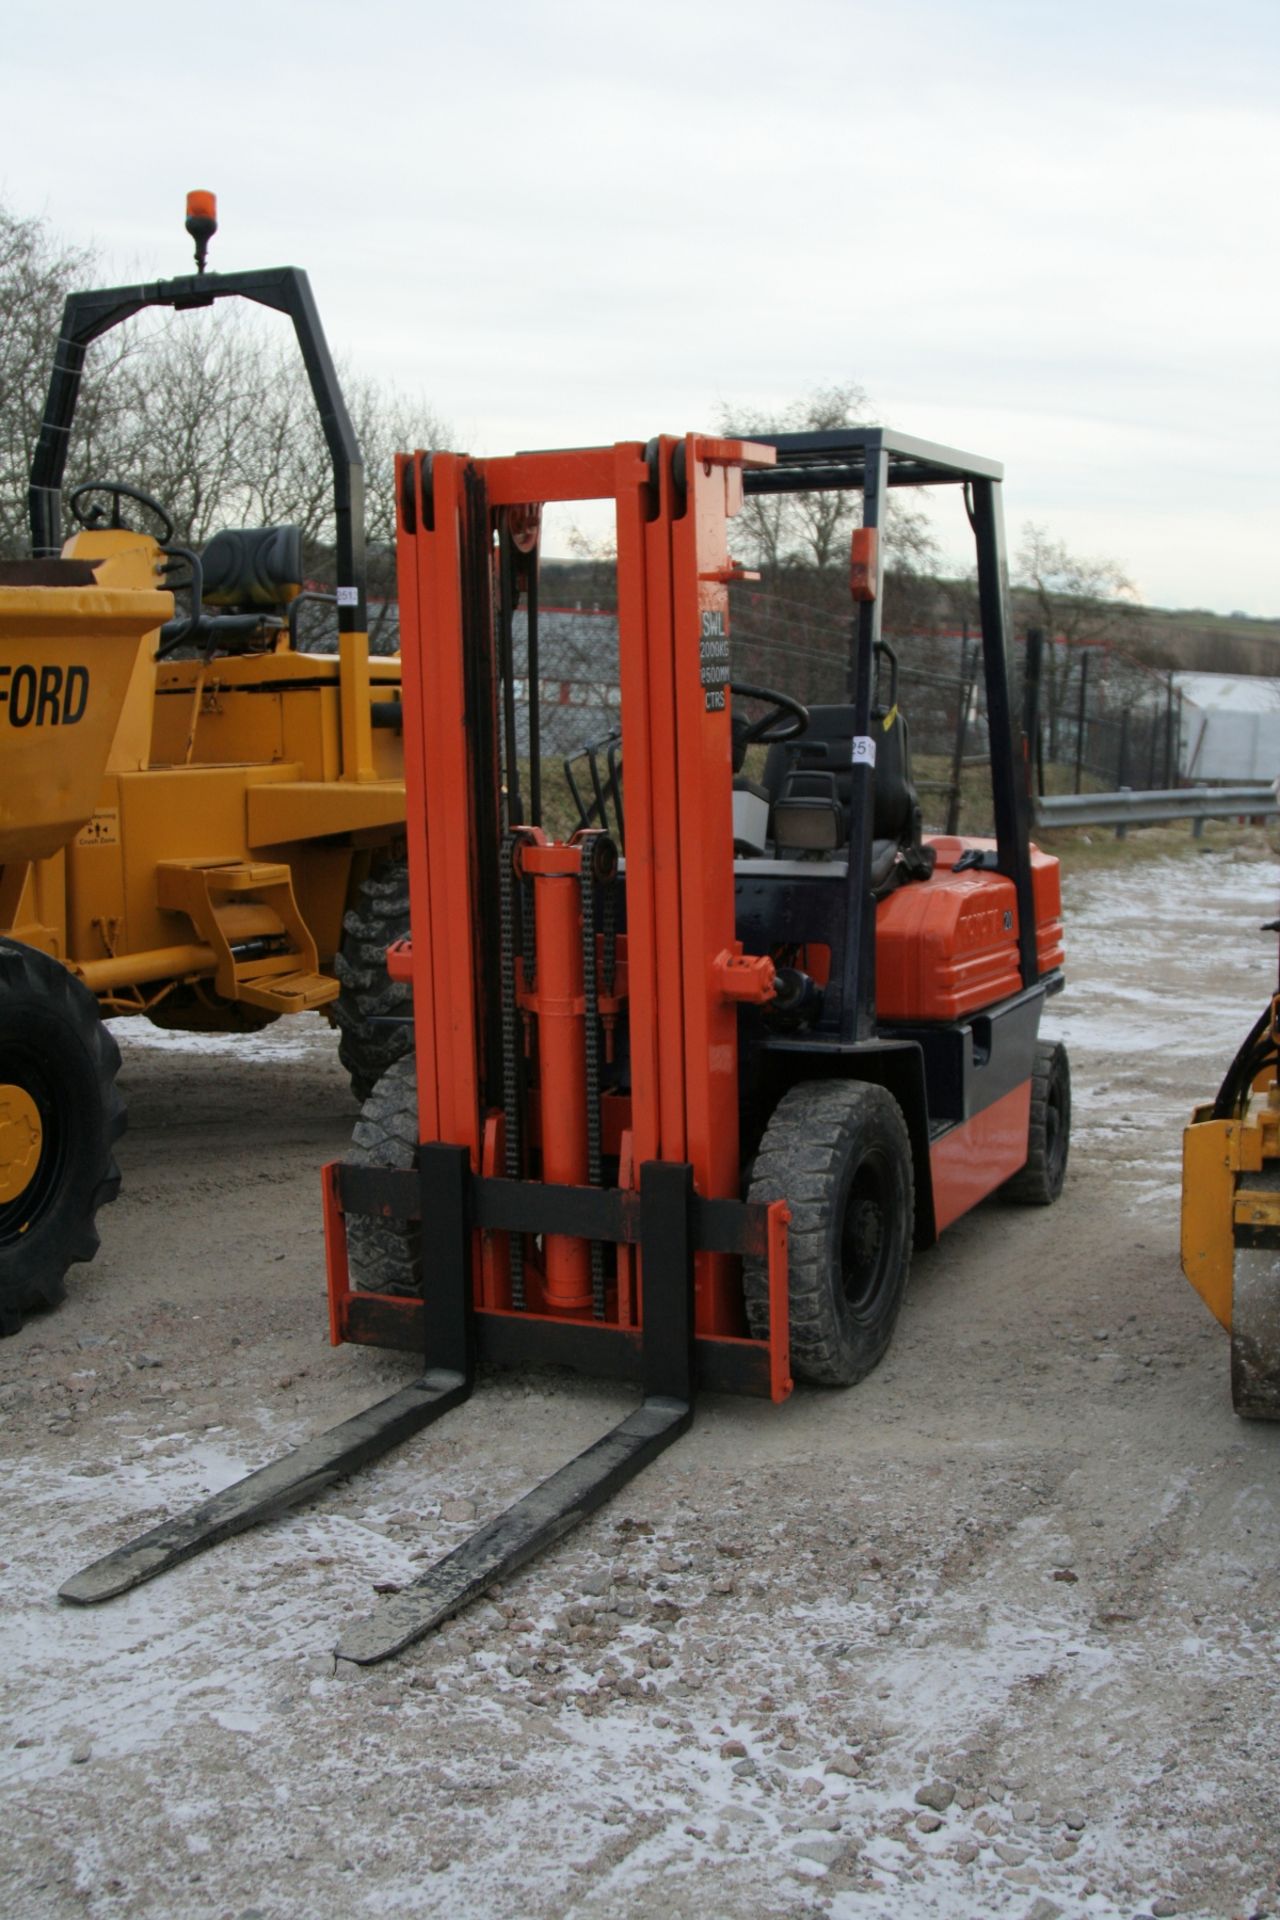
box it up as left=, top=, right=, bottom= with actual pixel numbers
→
left=946, top=633, right=977, bottom=834
left=1022, top=627, right=1045, bottom=801
left=1175, top=685, right=1184, bottom=788
left=1074, top=649, right=1090, bottom=794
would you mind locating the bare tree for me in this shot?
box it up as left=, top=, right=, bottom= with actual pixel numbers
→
left=0, top=203, right=140, bottom=556
left=709, top=385, right=942, bottom=700
left=714, top=383, right=937, bottom=579
left=100, top=311, right=273, bottom=546
left=352, top=380, right=451, bottom=647
left=716, top=384, right=865, bottom=570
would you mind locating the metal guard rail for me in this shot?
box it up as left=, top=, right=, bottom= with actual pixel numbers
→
left=1036, top=784, right=1279, bottom=830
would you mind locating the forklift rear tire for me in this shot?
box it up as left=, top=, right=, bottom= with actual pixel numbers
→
left=334, top=858, right=414, bottom=1103
left=999, top=1040, right=1070, bottom=1206
left=744, top=1079, right=914, bottom=1387
left=345, top=1053, right=422, bottom=1297
left=0, top=939, right=125, bottom=1334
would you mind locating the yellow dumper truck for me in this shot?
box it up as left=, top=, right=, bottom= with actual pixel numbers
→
left=0, top=203, right=409, bottom=1332
left=1182, top=979, right=1280, bottom=1418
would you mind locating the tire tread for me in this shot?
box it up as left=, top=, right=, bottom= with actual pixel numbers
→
left=0, top=938, right=125, bottom=1325
left=345, top=1054, right=422, bottom=1297
left=333, top=859, right=413, bottom=1102
left=744, top=1079, right=914, bottom=1388
left=1000, top=1040, right=1070, bottom=1206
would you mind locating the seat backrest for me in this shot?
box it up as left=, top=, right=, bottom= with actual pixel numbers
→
left=201, top=526, right=304, bottom=609
left=763, top=703, right=854, bottom=811
left=869, top=707, right=913, bottom=844
left=764, top=703, right=915, bottom=831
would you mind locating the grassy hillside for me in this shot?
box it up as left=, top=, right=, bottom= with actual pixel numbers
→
left=1122, top=603, right=1280, bottom=676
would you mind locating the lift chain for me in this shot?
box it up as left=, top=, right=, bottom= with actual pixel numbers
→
left=578, top=839, right=606, bottom=1318
left=499, top=830, right=526, bottom=1310
left=579, top=833, right=621, bottom=1313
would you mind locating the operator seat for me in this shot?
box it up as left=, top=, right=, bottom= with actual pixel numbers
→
left=158, top=525, right=305, bottom=656
left=763, top=702, right=936, bottom=896
left=201, top=525, right=304, bottom=609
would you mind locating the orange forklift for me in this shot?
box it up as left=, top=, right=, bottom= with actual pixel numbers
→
left=62, top=428, right=1068, bottom=1661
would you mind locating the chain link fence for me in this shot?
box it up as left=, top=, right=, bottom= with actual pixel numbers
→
left=370, top=587, right=1191, bottom=837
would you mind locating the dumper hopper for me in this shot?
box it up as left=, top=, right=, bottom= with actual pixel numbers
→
left=0, top=568, right=169, bottom=865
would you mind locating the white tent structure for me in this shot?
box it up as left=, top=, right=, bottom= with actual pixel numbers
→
left=1176, top=672, right=1280, bottom=783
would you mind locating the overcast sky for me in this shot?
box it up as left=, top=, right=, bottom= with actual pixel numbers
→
left=4, top=0, right=1277, bottom=613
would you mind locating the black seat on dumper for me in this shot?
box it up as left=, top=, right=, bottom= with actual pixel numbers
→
left=157, top=525, right=306, bottom=657
left=762, top=702, right=935, bottom=895
left=201, top=525, right=304, bottom=608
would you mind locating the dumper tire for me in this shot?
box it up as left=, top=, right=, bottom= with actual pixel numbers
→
left=1230, top=1238, right=1280, bottom=1420
left=744, top=1079, right=914, bottom=1388
left=334, top=859, right=414, bottom=1103
left=999, top=1040, right=1070, bottom=1206
left=345, top=1053, right=422, bottom=1298
left=0, top=939, right=125, bottom=1334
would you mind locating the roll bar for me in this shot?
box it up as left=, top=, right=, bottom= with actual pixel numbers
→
left=27, top=265, right=366, bottom=634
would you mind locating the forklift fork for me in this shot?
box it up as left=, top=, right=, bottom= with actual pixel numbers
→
left=58, top=1372, right=469, bottom=1607
left=60, top=1144, right=477, bottom=1611
left=59, top=1156, right=700, bottom=1664
left=338, top=1158, right=695, bottom=1662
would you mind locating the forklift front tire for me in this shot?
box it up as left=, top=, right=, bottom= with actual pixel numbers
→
left=745, top=1079, right=914, bottom=1388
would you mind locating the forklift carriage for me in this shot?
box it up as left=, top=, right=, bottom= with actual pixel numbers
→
left=62, top=427, right=1067, bottom=1661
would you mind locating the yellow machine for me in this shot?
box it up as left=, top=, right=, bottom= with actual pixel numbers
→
left=1182, top=986, right=1280, bottom=1418
left=0, top=198, right=409, bottom=1333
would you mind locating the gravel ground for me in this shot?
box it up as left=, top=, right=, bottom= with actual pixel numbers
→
left=2, top=846, right=1279, bottom=1920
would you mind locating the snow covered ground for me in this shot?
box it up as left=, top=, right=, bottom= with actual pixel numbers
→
left=2, top=846, right=1278, bottom=1919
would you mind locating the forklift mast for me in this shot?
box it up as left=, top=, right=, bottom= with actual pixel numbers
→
left=377, top=434, right=791, bottom=1396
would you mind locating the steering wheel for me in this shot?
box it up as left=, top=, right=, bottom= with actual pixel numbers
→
left=730, top=682, right=810, bottom=746
left=69, top=481, right=174, bottom=546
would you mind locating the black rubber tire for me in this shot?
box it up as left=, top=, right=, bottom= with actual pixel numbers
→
left=1000, top=1040, right=1070, bottom=1206
left=1230, top=1240, right=1280, bottom=1421
left=744, top=1079, right=914, bottom=1387
left=346, top=1053, right=422, bottom=1297
left=333, top=858, right=413, bottom=1103
left=0, top=939, right=125, bottom=1334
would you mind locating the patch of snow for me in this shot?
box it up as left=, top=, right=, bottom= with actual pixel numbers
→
left=108, top=1015, right=333, bottom=1064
